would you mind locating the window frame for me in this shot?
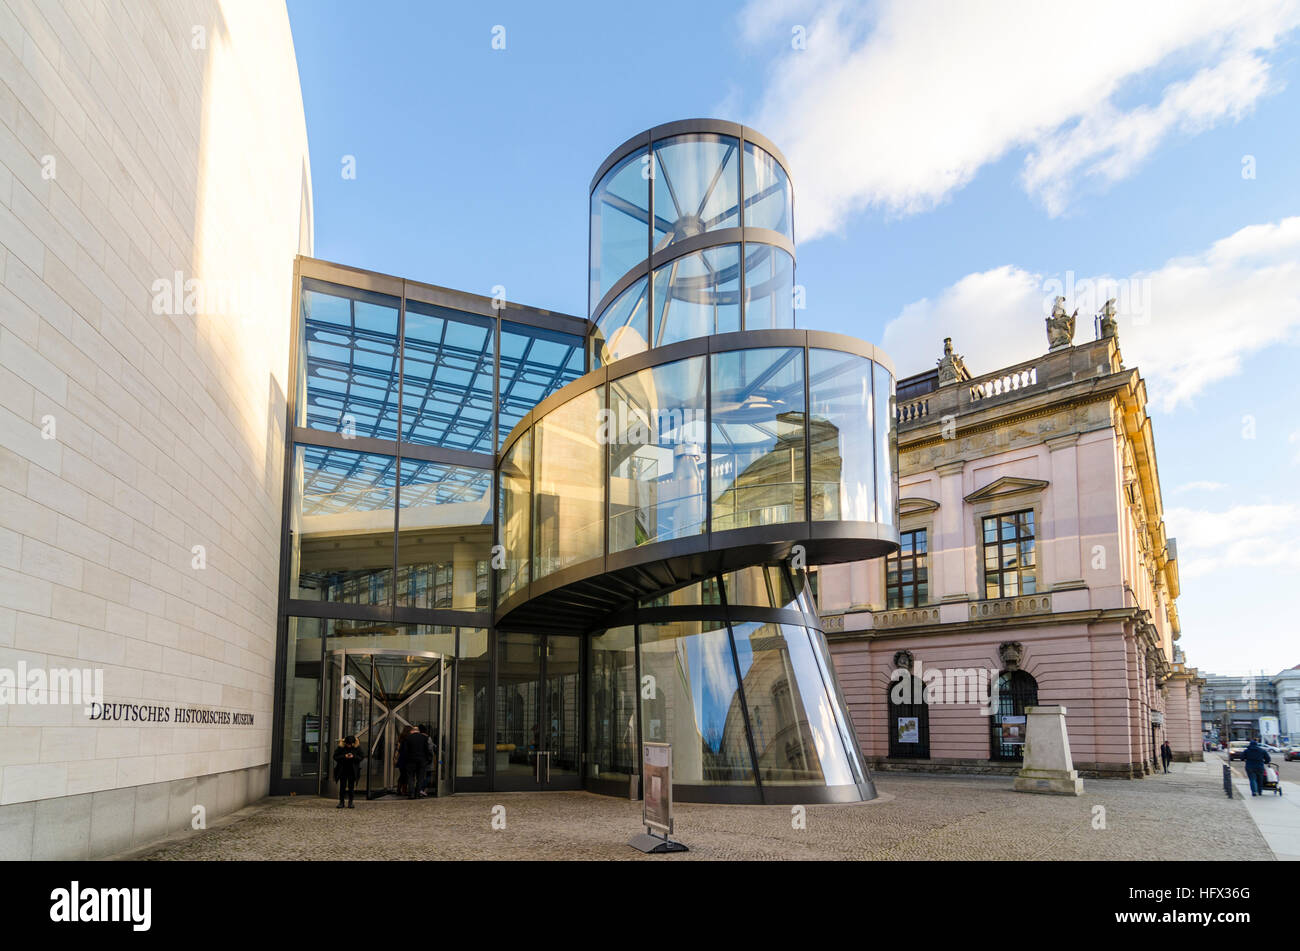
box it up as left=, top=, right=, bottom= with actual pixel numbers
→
left=980, top=508, right=1037, bottom=599
left=886, top=527, right=929, bottom=609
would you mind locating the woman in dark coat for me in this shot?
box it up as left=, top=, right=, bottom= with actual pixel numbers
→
left=396, top=725, right=412, bottom=796
left=333, top=735, right=363, bottom=808
left=1160, top=740, right=1173, bottom=773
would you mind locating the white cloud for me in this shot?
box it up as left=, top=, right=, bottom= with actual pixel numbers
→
left=1165, top=503, right=1300, bottom=578
left=1174, top=481, right=1228, bottom=494
left=880, top=216, right=1300, bottom=409
left=738, top=0, right=1300, bottom=236
left=1023, top=52, right=1271, bottom=215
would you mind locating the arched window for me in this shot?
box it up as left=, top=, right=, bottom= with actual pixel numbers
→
left=887, top=675, right=929, bottom=759
left=989, top=670, right=1038, bottom=761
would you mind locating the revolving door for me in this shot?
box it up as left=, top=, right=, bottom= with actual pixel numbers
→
left=323, top=649, right=452, bottom=800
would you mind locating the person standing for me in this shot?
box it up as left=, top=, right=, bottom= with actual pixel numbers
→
left=333, top=735, right=363, bottom=809
left=396, top=725, right=412, bottom=796
left=1242, top=739, right=1271, bottom=796
left=418, top=724, right=437, bottom=797
left=401, top=724, right=430, bottom=799
left=1159, top=740, right=1172, bottom=773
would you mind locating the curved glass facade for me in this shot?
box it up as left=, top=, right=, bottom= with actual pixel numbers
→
left=585, top=564, right=868, bottom=801
left=591, top=275, right=649, bottom=367
left=277, top=121, right=893, bottom=807
left=651, top=133, right=741, bottom=251
left=743, top=141, right=793, bottom=238
left=608, top=355, right=708, bottom=551
left=497, top=335, right=896, bottom=601
left=589, top=122, right=798, bottom=362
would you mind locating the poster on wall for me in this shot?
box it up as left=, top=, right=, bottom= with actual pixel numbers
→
left=1000, top=715, right=1027, bottom=745
left=897, top=717, right=920, bottom=744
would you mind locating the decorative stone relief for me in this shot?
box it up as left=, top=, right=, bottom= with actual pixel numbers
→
left=999, top=641, right=1025, bottom=671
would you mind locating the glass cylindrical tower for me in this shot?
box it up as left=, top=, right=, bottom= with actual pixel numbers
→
left=495, top=120, right=898, bottom=804
left=589, top=120, right=797, bottom=366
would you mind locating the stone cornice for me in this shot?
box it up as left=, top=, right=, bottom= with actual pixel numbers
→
left=824, top=605, right=1153, bottom=642
left=963, top=476, right=1049, bottom=504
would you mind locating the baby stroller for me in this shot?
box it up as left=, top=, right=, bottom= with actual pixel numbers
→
left=1261, top=763, right=1283, bottom=795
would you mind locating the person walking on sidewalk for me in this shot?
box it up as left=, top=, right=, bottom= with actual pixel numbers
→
left=333, top=735, right=363, bottom=809
left=1160, top=740, right=1173, bottom=774
left=1243, top=739, right=1271, bottom=796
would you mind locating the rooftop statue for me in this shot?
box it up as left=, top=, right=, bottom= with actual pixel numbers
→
left=936, top=336, right=970, bottom=386
left=1046, top=296, right=1077, bottom=350
left=1098, top=297, right=1118, bottom=339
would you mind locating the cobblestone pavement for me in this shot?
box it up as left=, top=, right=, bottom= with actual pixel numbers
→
left=130, top=763, right=1270, bottom=861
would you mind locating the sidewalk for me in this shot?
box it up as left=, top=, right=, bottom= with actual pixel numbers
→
left=1229, top=770, right=1300, bottom=861
left=124, top=767, right=1269, bottom=862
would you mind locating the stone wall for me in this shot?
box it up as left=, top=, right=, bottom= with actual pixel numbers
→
left=0, top=0, right=310, bottom=857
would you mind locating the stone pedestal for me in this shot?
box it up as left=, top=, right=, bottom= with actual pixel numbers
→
left=1013, top=705, right=1084, bottom=796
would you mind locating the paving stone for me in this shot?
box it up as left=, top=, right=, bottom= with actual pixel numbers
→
left=130, top=762, right=1269, bottom=861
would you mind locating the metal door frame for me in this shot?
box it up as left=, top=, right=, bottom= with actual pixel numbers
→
left=492, top=633, right=584, bottom=792
left=322, top=648, right=452, bottom=799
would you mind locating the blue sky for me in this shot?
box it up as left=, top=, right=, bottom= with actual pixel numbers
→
left=287, top=0, right=1300, bottom=676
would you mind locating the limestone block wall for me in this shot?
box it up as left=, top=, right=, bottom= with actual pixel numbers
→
left=0, top=0, right=310, bottom=855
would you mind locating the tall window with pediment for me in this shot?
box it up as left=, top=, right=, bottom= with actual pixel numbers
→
left=982, top=510, right=1036, bottom=598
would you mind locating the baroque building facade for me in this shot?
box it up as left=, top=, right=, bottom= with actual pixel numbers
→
left=819, top=324, right=1203, bottom=777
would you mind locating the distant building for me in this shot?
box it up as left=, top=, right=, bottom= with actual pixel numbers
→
left=1199, top=671, right=1291, bottom=743
left=1274, top=666, right=1300, bottom=743
left=819, top=322, right=1203, bottom=776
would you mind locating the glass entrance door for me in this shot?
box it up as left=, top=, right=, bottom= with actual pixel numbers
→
left=323, top=649, right=451, bottom=800
left=494, top=633, right=582, bottom=790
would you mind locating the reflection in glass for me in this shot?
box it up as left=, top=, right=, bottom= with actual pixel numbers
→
left=280, top=616, right=324, bottom=780
left=497, top=432, right=530, bottom=604
left=496, top=632, right=541, bottom=778
left=805, top=623, right=866, bottom=784
left=397, top=460, right=492, bottom=611
left=545, top=636, right=581, bottom=777
left=721, top=564, right=794, bottom=609
left=710, top=348, right=806, bottom=531
left=589, top=626, right=638, bottom=783
left=809, top=349, right=875, bottom=522
left=401, top=301, right=495, bottom=453
left=498, top=321, right=584, bottom=449
left=639, top=619, right=755, bottom=786
left=608, top=357, right=707, bottom=551
left=742, top=142, right=793, bottom=237
left=730, top=622, right=856, bottom=786
left=591, top=276, right=649, bottom=368
left=291, top=445, right=396, bottom=604
left=533, top=387, right=604, bottom=579
left=456, top=628, right=490, bottom=778
left=590, top=149, right=650, bottom=314
left=299, top=279, right=401, bottom=439
left=639, top=578, right=722, bottom=609
left=324, top=622, right=456, bottom=655
left=651, top=244, right=740, bottom=346
left=652, top=134, right=740, bottom=253
left=874, top=363, right=896, bottom=525
left=741, top=245, right=794, bottom=331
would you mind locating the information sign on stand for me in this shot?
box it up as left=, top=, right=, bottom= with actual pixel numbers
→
left=628, top=742, right=688, bottom=854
